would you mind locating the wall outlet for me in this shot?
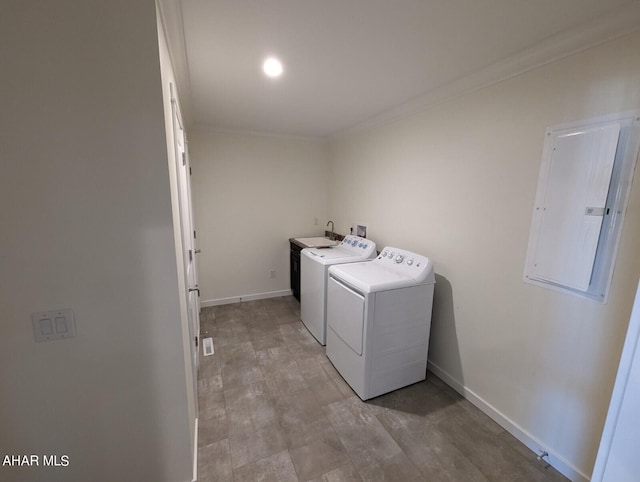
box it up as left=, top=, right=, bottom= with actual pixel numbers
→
left=270, top=270, right=276, bottom=279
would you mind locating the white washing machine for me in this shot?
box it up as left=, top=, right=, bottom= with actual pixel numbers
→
left=300, top=235, right=376, bottom=345
left=326, top=247, right=435, bottom=400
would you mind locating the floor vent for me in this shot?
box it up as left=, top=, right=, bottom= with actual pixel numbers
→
left=202, top=337, right=214, bottom=356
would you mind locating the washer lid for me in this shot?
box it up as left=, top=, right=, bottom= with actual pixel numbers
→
left=301, top=235, right=377, bottom=265
left=302, top=246, right=370, bottom=265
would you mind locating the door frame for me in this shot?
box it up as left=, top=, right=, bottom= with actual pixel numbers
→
left=170, top=83, right=200, bottom=405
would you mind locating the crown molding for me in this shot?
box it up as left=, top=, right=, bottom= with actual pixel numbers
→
left=331, top=1, right=640, bottom=140
left=191, top=123, right=325, bottom=143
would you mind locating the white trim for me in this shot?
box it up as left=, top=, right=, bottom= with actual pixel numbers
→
left=427, top=361, right=589, bottom=482
left=200, top=289, right=293, bottom=308
left=592, top=279, right=640, bottom=481
left=192, top=417, right=198, bottom=482
left=332, top=2, right=640, bottom=140
left=156, top=0, right=193, bottom=127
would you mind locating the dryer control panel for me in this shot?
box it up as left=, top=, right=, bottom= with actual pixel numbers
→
left=376, top=247, right=435, bottom=283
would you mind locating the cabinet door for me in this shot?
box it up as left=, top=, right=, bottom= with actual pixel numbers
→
left=522, top=112, right=640, bottom=305
left=290, top=248, right=301, bottom=300
left=532, top=123, right=619, bottom=291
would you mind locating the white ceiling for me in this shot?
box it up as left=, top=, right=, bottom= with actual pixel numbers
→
left=161, top=0, right=640, bottom=138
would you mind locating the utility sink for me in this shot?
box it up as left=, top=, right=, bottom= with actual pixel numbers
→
left=294, top=237, right=339, bottom=248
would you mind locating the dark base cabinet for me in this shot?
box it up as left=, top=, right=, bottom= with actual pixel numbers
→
left=290, top=241, right=302, bottom=301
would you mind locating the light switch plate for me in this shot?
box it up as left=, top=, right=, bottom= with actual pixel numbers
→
left=31, top=309, right=76, bottom=342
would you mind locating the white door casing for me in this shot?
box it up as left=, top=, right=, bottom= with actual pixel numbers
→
left=170, top=84, right=200, bottom=397
left=592, top=279, right=640, bottom=482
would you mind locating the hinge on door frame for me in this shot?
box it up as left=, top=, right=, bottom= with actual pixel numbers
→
left=182, top=151, right=186, bottom=166
left=193, top=230, right=196, bottom=239
left=189, top=249, right=193, bottom=262
left=189, top=166, right=192, bottom=175
left=195, top=336, right=198, bottom=347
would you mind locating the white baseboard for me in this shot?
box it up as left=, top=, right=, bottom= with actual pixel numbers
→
left=427, top=361, right=590, bottom=482
left=200, top=289, right=293, bottom=308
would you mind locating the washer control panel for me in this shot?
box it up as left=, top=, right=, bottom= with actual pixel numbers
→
left=338, top=235, right=376, bottom=257
left=376, top=247, right=433, bottom=282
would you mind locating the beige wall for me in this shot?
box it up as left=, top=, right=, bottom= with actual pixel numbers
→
left=327, top=31, right=640, bottom=480
left=190, top=130, right=328, bottom=304
left=0, top=2, right=192, bottom=481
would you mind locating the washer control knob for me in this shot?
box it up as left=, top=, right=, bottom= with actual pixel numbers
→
left=395, top=255, right=404, bottom=264
left=387, top=252, right=394, bottom=258
left=407, top=259, right=414, bottom=266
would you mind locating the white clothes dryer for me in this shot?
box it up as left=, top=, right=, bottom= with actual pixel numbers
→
left=300, top=235, right=376, bottom=345
left=326, top=247, right=435, bottom=400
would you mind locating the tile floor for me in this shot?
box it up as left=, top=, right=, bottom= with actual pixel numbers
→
left=197, top=296, right=567, bottom=482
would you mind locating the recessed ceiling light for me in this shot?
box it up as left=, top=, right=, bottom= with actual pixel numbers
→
left=262, top=57, right=283, bottom=78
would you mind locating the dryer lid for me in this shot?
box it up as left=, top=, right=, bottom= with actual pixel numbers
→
left=328, top=247, right=435, bottom=292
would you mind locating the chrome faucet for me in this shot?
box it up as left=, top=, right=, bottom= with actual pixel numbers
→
left=326, top=220, right=335, bottom=240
